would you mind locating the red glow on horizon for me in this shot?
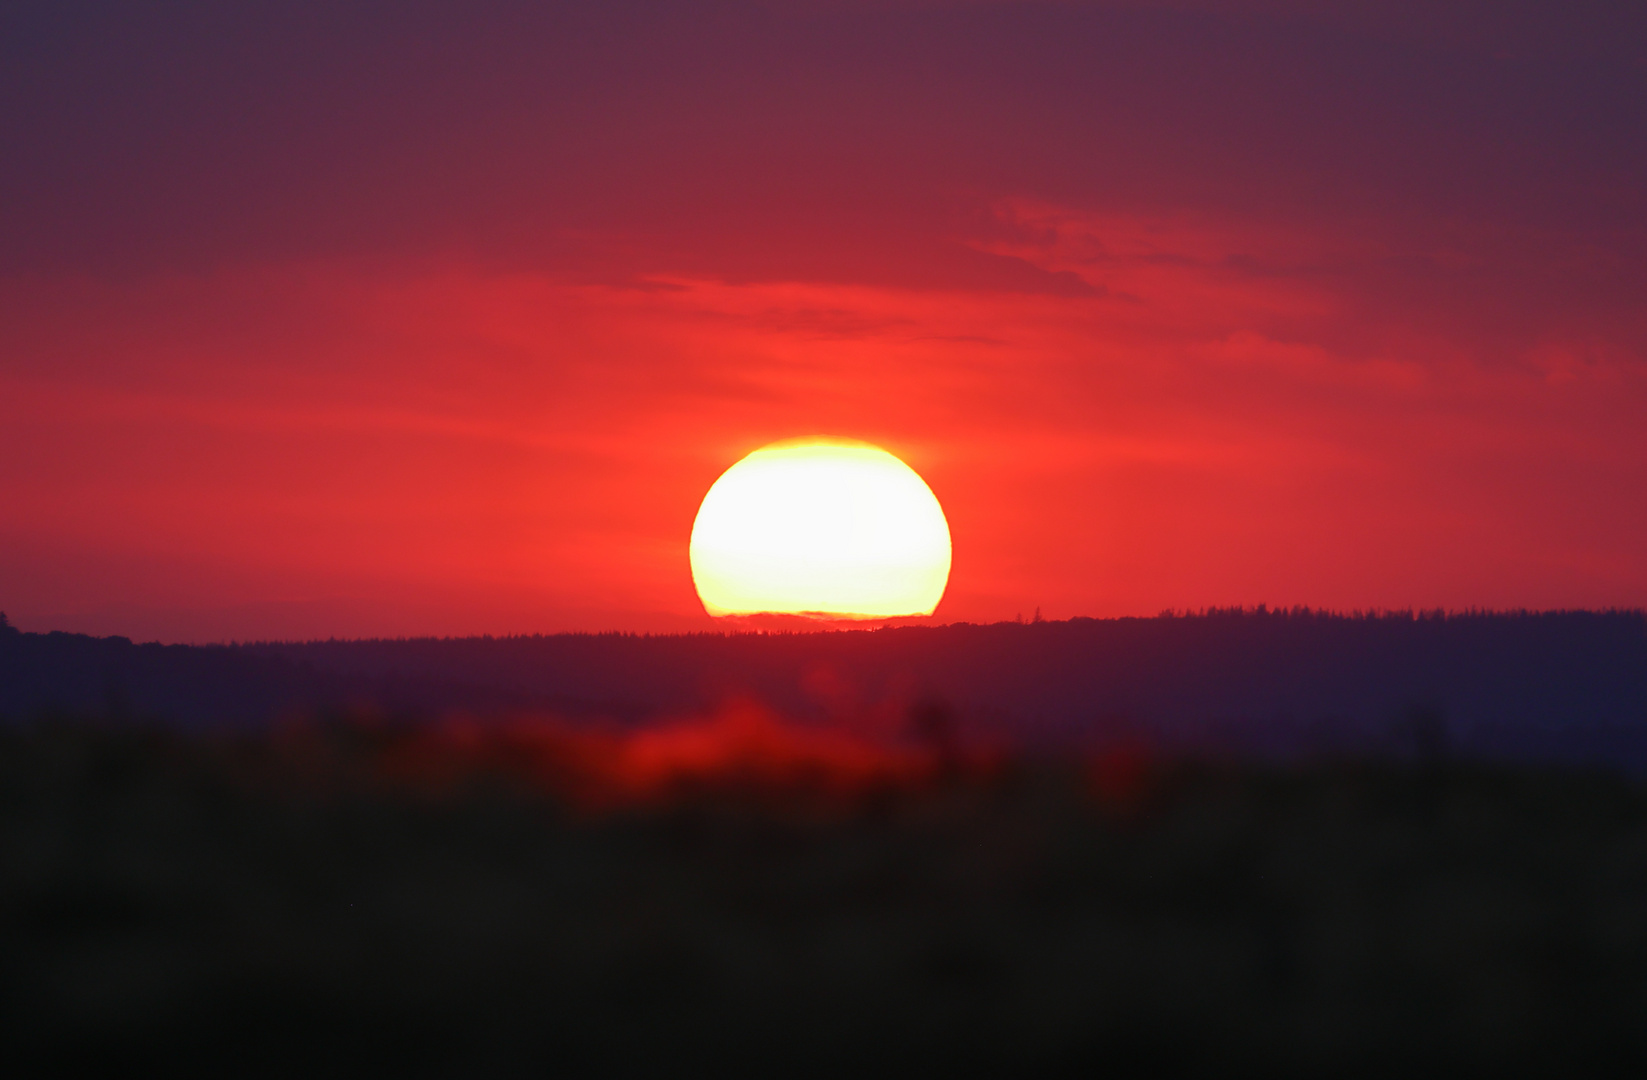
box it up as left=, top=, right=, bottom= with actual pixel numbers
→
left=315, top=702, right=1007, bottom=809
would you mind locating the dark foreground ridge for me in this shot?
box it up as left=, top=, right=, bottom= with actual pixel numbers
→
left=4, top=720, right=1647, bottom=1075
left=4, top=609, right=1645, bottom=769
left=6, top=611, right=1647, bottom=1072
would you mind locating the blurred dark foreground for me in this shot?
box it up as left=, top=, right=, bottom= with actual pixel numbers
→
left=6, top=716, right=1647, bottom=1077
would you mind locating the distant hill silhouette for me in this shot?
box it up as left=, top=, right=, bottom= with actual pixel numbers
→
left=3, top=609, right=1645, bottom=768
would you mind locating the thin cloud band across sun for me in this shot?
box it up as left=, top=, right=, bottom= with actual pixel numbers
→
left=689, top=439, right=952, bottom=620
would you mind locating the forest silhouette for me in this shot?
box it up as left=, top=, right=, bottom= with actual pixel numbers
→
left=3, top=608, right=1643, bottom=768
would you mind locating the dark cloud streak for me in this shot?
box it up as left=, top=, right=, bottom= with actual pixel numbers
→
left=3, top=1, right=1642, bottom=282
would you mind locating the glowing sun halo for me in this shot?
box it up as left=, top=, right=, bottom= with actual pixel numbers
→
left=690, top=440, right=952, bottom=620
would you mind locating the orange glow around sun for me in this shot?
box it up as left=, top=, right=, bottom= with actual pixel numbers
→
left=689, top=439, right=952, bottom=620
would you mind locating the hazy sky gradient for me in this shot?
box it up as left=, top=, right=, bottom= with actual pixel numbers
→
left=3, top=0, right=1644, bottom=640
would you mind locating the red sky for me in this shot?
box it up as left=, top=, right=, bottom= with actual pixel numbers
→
left=2, top=1, right=1645, bottom=641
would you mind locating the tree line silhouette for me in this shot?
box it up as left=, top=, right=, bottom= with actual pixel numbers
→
left=4, top=607, right=1644, bottom=769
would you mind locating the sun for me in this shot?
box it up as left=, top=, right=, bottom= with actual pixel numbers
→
left=690, top=439, right=952, bottom=620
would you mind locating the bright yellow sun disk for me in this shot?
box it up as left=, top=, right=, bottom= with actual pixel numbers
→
left=690, top=440, right=952, bottom=619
